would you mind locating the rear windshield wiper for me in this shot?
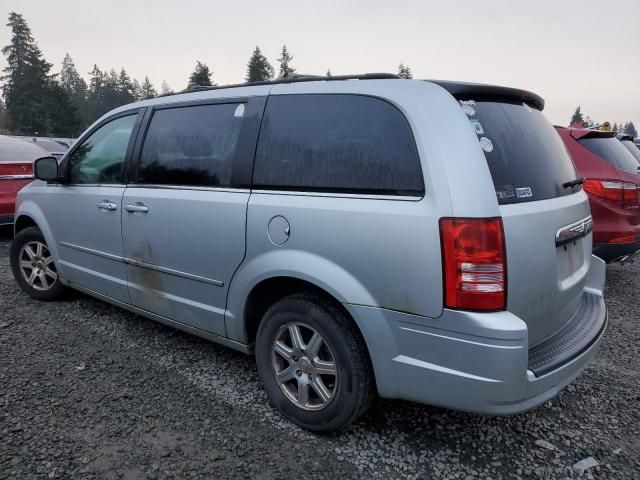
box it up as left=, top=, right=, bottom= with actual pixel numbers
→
left=563, top=177, right=585, bottom=189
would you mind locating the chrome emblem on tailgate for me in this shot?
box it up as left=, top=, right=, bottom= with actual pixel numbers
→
left=555, top=215, right=593, bottom=247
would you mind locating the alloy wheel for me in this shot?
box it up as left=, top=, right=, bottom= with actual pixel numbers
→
left=271, top=322, right=338, bottom=411
left=18, top=241, right=57, bottom=291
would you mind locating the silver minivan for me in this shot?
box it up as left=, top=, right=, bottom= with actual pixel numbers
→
left=10, top=74, right=607, bottom=431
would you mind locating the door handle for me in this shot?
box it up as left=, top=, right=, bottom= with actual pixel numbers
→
left=96, top=201, right=117, bottom=211
left=124, top=203, right=149, bottom=213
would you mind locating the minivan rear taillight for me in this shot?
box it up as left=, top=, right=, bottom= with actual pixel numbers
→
left=0, top=162, right=34, bottom=179
left=440, top=218, right=507, bottom=311
left=583, top=180, right=639, bottom=209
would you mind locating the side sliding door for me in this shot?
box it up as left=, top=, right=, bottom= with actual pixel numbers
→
left=122, top=97, right=265, bottom=336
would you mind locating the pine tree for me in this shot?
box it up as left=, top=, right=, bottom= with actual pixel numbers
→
left=117, top=68, right=135, bottom=105
left=44, top=80, right=83, bottom=135
left=398, top=63, right=413, bottom=79
left=0, top=96, right=8, bottom=132
left=131, top=79, right=142, bottom=101
left=277, top=45, right=295, bottom=79
left=60, top=53, right=86, bottom=98
left=1, top=12, right=36, bottom=106
left=245, top=46, right=274, bottom=83
left=140, top=76, right=157, bottom=99
left=570, top=106, right=584, bottom=126
left=326, top=69, right=332, bottom=77
left=620, top=121, right=627, bottom=134
left=160, top=80, right=173, bottom=95
left=626, top=121, right=638, bottom=137
left=188, top=61, right=213, bottom=88
left=1, top=12, right=53, bottom=134
left=86, top=64, right=106, bottom=121
left=103, top=68, right=120, bottom=112
left=612, top=122, right=619, bottom=132
left=86, top=65, right=133, bottom=122
left=59, top=53, right=87, bottom=125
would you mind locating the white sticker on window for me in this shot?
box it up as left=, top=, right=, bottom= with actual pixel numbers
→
left=470, top=119, right=484, bottom=135
left=234, top=104, right=245, bottom=117
left=460, top=100, right=476, bottom=117
left=496, top=185, right=515, bottom=199
left=479, top=136, right=493, bottom=152
left=516, top=187, right=533, bottom=198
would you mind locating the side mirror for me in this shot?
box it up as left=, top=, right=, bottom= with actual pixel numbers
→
left=33, top=156, right=59, bottom=182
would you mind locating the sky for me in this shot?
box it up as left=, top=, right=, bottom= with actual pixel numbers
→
left=2, top=0, right=639, bottom=128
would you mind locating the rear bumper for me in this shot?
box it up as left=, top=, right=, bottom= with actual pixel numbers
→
left=346, top=255, right=607, bottom=415
left=0, top=214, right=14, bottom=226
left=593, top=238, right=640, bottom=263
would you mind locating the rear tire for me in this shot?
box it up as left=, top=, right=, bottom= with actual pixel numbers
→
left=10, top=226, right=66, bottom=301
left=255, top=293, right=375, bottom=432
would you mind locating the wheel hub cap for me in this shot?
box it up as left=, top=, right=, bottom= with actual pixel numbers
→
left=298, top=357, right=312, bottom=373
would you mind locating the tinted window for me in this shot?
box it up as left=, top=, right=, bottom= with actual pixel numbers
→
left=253, top=94, right=423, bottom=195
left=464, top=100, right=579, bottom=204
left=137, top=103, right=243, bottom=187
left=68, top=114, right=137, bottom=184
left=579, top=137, right=640, bottom=172
left=621, top=140, right=640, bottom=164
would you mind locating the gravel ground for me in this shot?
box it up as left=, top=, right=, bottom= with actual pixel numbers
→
left=1, top=225, right=639, bottom=479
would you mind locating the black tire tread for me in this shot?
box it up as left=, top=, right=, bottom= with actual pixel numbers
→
left=10, top=226, right=66, bottom=301
left=256, top=292, right=375, bottom=431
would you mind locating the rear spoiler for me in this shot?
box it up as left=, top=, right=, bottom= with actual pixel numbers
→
left=567, top=128, right=618, bottom=141
left=617, top=133, right=634, bottom=141
left=427, top=80, right=545, bottom=111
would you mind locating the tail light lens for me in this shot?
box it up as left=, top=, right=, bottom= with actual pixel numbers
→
left=583, top=180, right=639, bottom=209
left=440, top=218, right=507, bottom=311
left=609, top=235, right=636, bottom=244
left=0, top=162, right=34, bottom=179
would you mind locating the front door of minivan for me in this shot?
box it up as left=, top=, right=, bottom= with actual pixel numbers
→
left=47, top=111, right=142, bottom=303
left=122, top=100, right=257, bottom=336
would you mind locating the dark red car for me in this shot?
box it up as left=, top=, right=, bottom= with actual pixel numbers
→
left=0, top=136, right=49, bottom=226
left=556, top=127, right=640, bottom=262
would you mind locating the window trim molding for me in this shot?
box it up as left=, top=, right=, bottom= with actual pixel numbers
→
left=251, top=184, right=424, bottom=198
left=250, top=188, right=424, bottom=201
left=125, top=184, right=250, bottom=194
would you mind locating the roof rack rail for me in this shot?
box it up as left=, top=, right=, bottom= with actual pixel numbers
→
left=174, top=73, right=401, bottom=96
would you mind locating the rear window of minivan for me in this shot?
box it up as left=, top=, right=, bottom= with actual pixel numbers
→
left=579, top=137, right=640, bottom=173
left=460, top=100, right=579, bottom=205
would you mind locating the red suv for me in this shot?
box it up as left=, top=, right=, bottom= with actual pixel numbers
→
left=0, top=136, right=48, bottom=226
left=556, top=127, right=640, bottom=262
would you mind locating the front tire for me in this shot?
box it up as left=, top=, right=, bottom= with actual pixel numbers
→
left=10, top=226, right=66, bottom=301
left=255, top=293, right=375, bottom=432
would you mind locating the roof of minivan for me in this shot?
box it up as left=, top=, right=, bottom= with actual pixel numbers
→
left=110, top=73, right=544, bottom=110
left=102, top=75, right=545, bottom=125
